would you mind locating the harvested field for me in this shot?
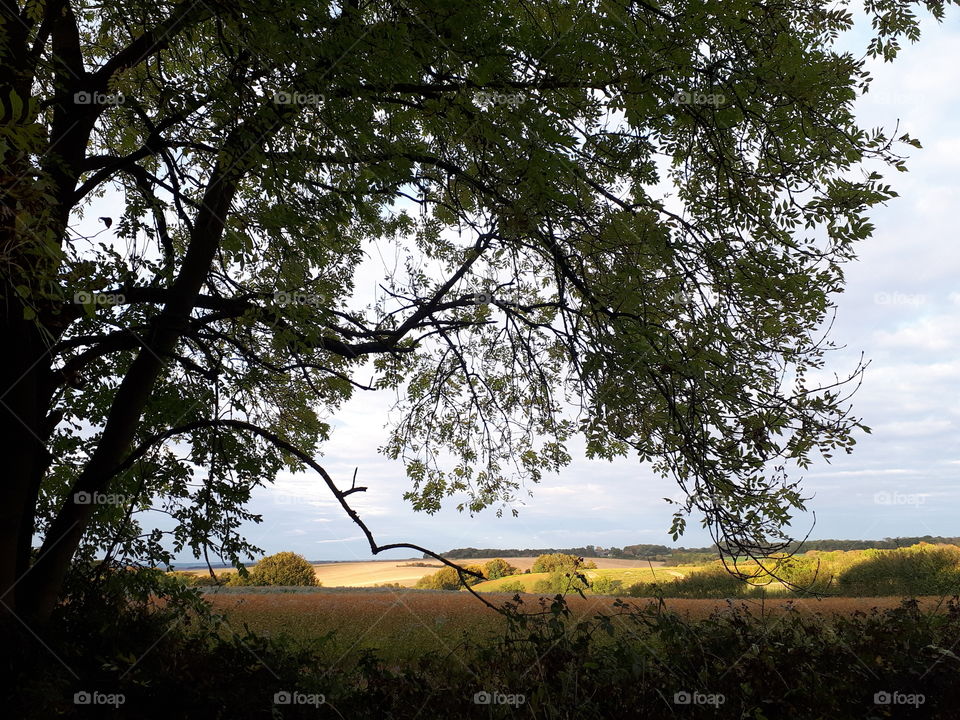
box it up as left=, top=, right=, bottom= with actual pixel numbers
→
left=186, top=556, right=663, bottom=587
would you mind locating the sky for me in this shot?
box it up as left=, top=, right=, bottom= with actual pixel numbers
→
left=75, top=8, right=960, bottom=564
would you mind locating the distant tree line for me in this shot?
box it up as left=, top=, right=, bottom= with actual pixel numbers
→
left=436, top=537, right=960, bottom=563
left=435, top=546, right=612, bottom=560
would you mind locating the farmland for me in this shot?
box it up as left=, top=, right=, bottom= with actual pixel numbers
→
left=202, top=587, right=954, bottom=665
left=183, top=556, right=663, bottom=588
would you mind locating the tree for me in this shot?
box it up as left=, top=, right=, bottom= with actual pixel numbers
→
left=247, top=551, right=317, bottom=586
left=0, top=0, right=952, bottom=629
left=484, top=558, right=518, bottom=580
left=415, top=566, right=463, bottom=591
left=531, top=553, right=595, bottom=573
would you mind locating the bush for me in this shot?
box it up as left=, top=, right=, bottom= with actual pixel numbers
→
left=248, top=552, right=318, bottom=586
left=530, top=568, right=590, bottom=596
left=498, top=580, right=527, bottom=593
left=192, top=573, right=222, bottom=587
left=224, top=570, right=254, bottom=586
left=532, top=579, right=553, bottom=594
left=625, top=581, right=659, bottom=597
left=667, top=564, right=751, bottom=598
left=165, top=571, right=199, bottom=586
left=415, top=566, right=466, bottom=590
left=166, top=569, right=229, bottom=587
left=589, top=576, right=623, bottom=596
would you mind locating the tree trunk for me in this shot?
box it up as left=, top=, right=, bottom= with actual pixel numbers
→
left=0, top=294, right=53, bottom=624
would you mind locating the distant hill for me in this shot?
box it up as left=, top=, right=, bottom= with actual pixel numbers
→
left=437, top=536, right=960, bottom=562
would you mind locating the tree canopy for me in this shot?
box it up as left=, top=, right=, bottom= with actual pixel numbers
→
left=0, top=0, right=953, bottom=624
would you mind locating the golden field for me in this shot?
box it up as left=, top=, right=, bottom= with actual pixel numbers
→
left=186, top=556, right=662, bottom=588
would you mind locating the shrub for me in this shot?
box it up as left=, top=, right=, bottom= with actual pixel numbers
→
left=668, top=564, right=750, bottom=598
left=415, top=566, right=467, bottom=590
left=225, top=569, right=254, bottom=586
left=248, top=552, right=318, bottom=586
left=625, top=581, right=661, bottom=597
left=589, top=576, right=623, bottom=595
left=498, top=580, right=527, bottom=593
left=192, top=573, right=222, bottom=587
left=532, top=579, right=553, bottom=594
left=166, top=571, right=199, bottom=586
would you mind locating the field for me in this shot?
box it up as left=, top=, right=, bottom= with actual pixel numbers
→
left=470, top=566, right=686, bottom=592
left=202, top=587, right=954, bottom=665
left=184, top=556, right=663, bottom=588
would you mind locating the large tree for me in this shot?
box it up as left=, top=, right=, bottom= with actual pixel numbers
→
left=0, top=0, right=950, bottom=626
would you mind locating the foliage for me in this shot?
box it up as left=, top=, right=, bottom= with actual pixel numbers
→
left=531, top=553, right=596, bottom=573
left=414, top=566, right=466, bottom=591
left=225, top=570, right=255, bottom=587
left=482, top=558, right=519, bottom=580
left=838, top=544, right=960, bottom=596
left=588, top=575, right=624, bottom=596
left=247, top=552, right=318, bottom=587
left=440, top=546, right=612, bottom=559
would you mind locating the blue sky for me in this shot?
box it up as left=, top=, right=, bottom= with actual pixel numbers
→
left=73, top=9, right=959, bottom=564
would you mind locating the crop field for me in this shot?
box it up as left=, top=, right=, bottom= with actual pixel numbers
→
left=184, top=556, right=663, bottom=588
left=202, top=587, right=953, bottom=666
